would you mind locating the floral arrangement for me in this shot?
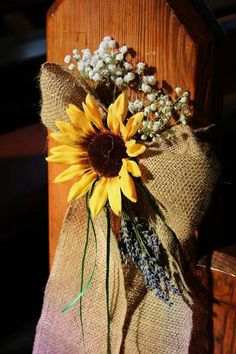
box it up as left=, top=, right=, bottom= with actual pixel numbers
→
left=48, top=35, right=192, bottom=297
left=42, top=36, right=219, bottom=352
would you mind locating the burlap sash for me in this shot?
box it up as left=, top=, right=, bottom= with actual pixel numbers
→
left=33, top=63, right=220, bottom=353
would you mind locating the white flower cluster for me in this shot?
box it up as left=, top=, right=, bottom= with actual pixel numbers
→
left=64, top=36, right=140, bottom=87
left=64, top=37, right=192, bottom=143
left=137, top=87, right=191, bottom=142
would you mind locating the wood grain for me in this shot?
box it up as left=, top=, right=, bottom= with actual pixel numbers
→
left=197, top=245, right=236, bottom=353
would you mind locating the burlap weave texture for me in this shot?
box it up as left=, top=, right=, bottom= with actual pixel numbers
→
left=33, top=63, right=220, bottom=353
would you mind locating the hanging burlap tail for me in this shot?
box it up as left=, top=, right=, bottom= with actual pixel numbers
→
left=33, top=63, right=220, bottom=353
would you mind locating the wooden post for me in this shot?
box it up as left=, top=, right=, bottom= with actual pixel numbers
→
left=45, top=1, right=236, bottom=352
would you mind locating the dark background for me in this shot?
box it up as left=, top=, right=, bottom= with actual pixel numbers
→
left=0, top=0, right=235, bottom=353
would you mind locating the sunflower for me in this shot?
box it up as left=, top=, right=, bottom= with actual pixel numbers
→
left=47, top=92, right=146, bottom=217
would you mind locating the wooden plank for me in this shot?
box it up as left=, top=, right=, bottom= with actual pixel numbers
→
left=45, top=1, right=236, bottom=352
left=46, top=0, right=221, bottom=266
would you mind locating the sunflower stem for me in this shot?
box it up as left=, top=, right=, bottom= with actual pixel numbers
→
left=106, top=205, right=111, bottom=354
left=79, top=193, right=91, bottom=342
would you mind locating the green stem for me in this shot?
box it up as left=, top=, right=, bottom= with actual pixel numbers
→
left=79, top=193, right=91, bottom=340
left=106, top=205, right=111, bottom=354
left=62, top=197, right=98, bottom=313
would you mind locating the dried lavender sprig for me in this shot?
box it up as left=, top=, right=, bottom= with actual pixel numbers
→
left=119, top=214, right=181, bottom=305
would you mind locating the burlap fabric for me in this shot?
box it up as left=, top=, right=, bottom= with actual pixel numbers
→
left=33, top=63, right=220, bottom=353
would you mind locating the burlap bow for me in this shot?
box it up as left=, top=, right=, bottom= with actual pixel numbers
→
left=33, top=63, right=220, bottom=353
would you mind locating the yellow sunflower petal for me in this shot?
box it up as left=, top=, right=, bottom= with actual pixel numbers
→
left=66, top=104, right=95, bottom=134
left=50, top=132, right=78, bottom=146
left=47, top=145, right=88, bottom=164
left=89, top=177, right=109, bottom=217
left=119, top=159, right=137, bottom=203
left=122, top=112, right=144, bottom=140
left=113, top=92, right=128, bottom=122
left=107, top=93, right=128, bottom=134
left=55, top=120, right=87, bottom=140
left=54, top=164, right=91, bottom=183
left=83, top=94, right=105, bottom=131
left=127, top=160, right=141, bottom=177
left=125, top=140, right=146, bottom=157
left=108, top=177, right=122, bottom=216
left=50, top=145, right=80, bottom=153
left=50, top=145, right=87, bottom=156
left=46, top=153, right=85, bottom=165
left=107, top=103, right=120, bottom=134
left=67, top=171, right=97, bottom=202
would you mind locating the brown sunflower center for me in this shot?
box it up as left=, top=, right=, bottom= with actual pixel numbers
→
left=88, top=132, right=127, bottom=177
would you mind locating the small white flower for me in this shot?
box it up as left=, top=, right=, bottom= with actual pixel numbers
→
left=93, top=73, right=102, bottom=81
left=116, top=70, right=123, bottom=76
left=153, top=121, right=161, bottom=131
left=147, top=75, right=156, bottom=85
left=108, top=64, right=116, bottom=73
left=82, top=49, right=91, bottom=60
left=150, top=103, right=157, bottom=111
left=98, top=48, right=106, bottom=56
left=180, top=96, right=188, bottom=104
left=147, top=94, right=156, bottom=102
left=142, top=120, right=148, bottom=128
left=147, top=121, right=153, bottom=129
left=128, top=102, right=135, bottom=113
left=89, top=70, right=95, bottom=79
left=159, top=99, right=165, bottom=106
left=152, top=135, right=161, bottom=143
left=124, top=72, right=135, bottom=83
left=116, top=53, right=124, bottom=61
left=72, top=49, right=79, bottom=55
left=174, top=103, right=181, bottom=110
left=90, top=54, right=99, bottom=66
left=64, top=55, right=71, bottom=64
left=103, top=36, right=112, bottom=42
left=104, top=55, right=112, bottom=64
left=141, top=83, right=152, bottom=93
left=73, top=53, right=80, bottom=61
left=175, top=87, right=182, bottom=96
left=78, top=61, right=85, bottom=71
left=141, top=134, right=148, bottom=141
left=120, top=45, right=128, bottom=54
left=134, top=99, right=143, bottom=111
left=108, top=39, right=117, bottom=48
left=101, top=68, right=109, bottom=76
left=136, top=62, right=146, bottom=74
left=179, top=114, right=187, bottom=125
left=95, top=60, right=104, bottom=70
left=115, top=77, right=123, bottom=86
left=165, top=111, right=172, bottom=118
left=85, top=66, right=92, bottom=74
left=183, top=91, right=190, bottom=97
left=123, top=62, right=133, bottom=71
left=68, top=63, right=75, bottom=71
left=144, top=106, right=151, bottom=115
left=142, top=76, right=148, bottom=84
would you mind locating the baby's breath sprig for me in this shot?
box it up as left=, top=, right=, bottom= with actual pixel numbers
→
left=64, top=36, right=192, bottom=142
